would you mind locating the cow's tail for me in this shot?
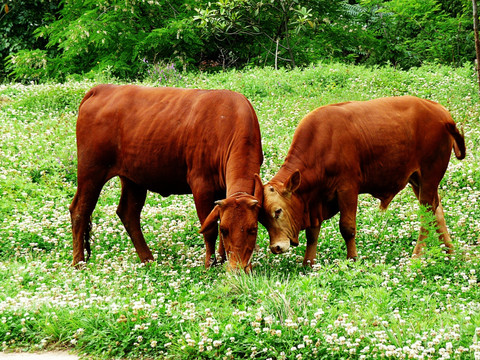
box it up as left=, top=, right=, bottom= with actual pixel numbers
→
left=78, top=85, right=109, bottom=111
left=84, top=217, right=92, bottom=261
left=445, top=122, right=466, bottom=160
left=78, top=88, right=96, bottom=110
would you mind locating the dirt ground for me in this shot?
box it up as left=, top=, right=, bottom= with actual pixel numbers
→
left=0, top=352, right=79, bottom=359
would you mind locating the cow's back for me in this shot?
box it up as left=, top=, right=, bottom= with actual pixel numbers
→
left=76, top=84, right=262, bottom=196
left=288, top=96, right=457, bottom=206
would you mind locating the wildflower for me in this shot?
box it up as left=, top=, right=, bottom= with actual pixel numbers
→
left=314, top=309, right=324, bottom=319
left=264, top=315, right=274, bottom=325
left=150, top=340, right=157, bottom=348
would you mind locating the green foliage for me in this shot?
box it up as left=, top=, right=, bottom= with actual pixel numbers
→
left=1, top=0, right=476, bottom=81
left=8, top=0, right=205, bottom=81
left=5, top=49, right=50, bottom=82
left=358, top=0, right=474, bottom=68
left=0, top=0, right=60, bottom=81
left=193, top=0, right=350, bottom=68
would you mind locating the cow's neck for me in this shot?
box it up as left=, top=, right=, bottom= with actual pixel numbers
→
left=223, top=145, right=262, bottom=197
left=225, top=172, right=256, bottom=197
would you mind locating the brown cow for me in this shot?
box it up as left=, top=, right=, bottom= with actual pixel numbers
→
left=69, top=84, right=263, bottom=271
left=260, top=96, right=465, bottom=265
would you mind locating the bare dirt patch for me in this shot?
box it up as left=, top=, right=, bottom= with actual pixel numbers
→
left=0, top=352, right=78, bottom=359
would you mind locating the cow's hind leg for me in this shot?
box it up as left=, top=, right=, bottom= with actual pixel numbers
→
left=117, top=177, right=154, bottom=263
left=337, top=188, right=359, bottom=260
left=434, top=202, right=454, bottom=254
left=409, top=176, right=453, bottom=257
left=70, top=177, right=107, bottom=266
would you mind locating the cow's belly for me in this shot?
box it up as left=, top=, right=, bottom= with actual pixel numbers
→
left=359, top=171, right=412, bottom=209
left=118, top=160, right=192, bottom=196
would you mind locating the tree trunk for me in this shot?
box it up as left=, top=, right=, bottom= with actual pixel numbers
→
left=473, top=0, right=480, bottom=96
left=275, top=38, right=279, bottom=71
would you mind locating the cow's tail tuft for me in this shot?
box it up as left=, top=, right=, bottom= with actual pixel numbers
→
left=446, top=122, right=466, bottom=160
left=84, top=217, right=92, bottom=260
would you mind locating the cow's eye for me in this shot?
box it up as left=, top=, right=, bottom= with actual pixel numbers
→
left=220, top=227, right=229, bottom=237
left=274, top=208, right=282, bottom=219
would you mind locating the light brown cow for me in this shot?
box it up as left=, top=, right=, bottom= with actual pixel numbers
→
left=69, top=84, right=263, bottom=271
left=260, top=96, right=465, bottom=265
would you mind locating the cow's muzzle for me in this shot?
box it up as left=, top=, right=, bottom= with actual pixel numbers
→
left=270, top=238, right=291, bottom=254
left=225, top=251, right=253, bottom=273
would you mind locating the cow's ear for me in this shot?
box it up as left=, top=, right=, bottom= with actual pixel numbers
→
left=285, top=170, right=301, bottom=193
left=253, top=173, right=263, bottom=205
left=199, top=205, right=220, bottom=234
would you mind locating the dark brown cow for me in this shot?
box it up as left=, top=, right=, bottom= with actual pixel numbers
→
left=260, top=96, right=465, bottom=265
left=70, top=84, right=263, bottom=271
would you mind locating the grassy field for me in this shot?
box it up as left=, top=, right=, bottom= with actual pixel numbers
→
left=0, top=62, right=479, bottom=359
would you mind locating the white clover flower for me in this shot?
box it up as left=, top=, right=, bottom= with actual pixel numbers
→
left=213, top=340, right=222, bottom=348
left=314, top=309, right=324, bottom=319
left=251, top=321, right=260, bottom=328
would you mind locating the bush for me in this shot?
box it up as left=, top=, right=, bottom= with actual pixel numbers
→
left=9, top=0, right=206, bottom=81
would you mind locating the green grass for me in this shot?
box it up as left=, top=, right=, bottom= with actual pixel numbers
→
left=0, top=62, right=479, bottom=359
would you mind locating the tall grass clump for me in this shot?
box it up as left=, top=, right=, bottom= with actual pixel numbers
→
left=0, top=62, right=479, bottom=359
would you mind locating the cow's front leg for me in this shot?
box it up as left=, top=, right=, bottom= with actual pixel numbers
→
left=192, top=184, right=221, bottom=269
left=303, top=226, right=320, bottom=267
left=202, top=227, right=219, bottom=268
left=338, top=188, right=359, bottom=260
left=217, top=233, right=227, bottom=264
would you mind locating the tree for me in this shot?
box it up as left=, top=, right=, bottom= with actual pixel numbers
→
left=0, top=0, right=60, bottom=81
left=194, top=0, right=346, bottom=69
left=6, top=0, right=206, bottom=81
left=473, top=0, right=480, bottom=95
left=357, top=0, right=474, bottom=68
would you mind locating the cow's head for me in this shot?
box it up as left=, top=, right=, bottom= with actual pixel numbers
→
left=200, top=174, right=263, bottom=272
left=261, top=170, right=304, bottom=255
